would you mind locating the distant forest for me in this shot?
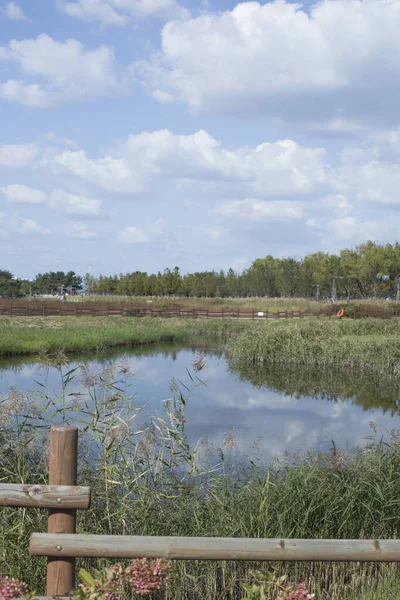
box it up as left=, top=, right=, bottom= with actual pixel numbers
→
left=2, top=241, right=400, bottom=300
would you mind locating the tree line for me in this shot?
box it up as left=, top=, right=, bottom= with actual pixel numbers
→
left=2, top=241, right=400, bottom=300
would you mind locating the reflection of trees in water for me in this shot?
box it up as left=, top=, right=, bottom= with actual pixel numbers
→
left=83, top=340, right=224, bottom=364
left=229, top=361, right=400, bottom=416
left=0, top=339, right=224, bottom=375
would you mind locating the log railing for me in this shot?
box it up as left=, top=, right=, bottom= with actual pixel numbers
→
left=0, top=426, right=86, bottom=598
left=1, top=425, right=400, bottom=599
left=0, top=484, right=90, bottom=509
left=30, top=534, right=400, bottom=563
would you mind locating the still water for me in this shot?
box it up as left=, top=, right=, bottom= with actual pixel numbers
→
left=1, top=339, right=400, bottom=460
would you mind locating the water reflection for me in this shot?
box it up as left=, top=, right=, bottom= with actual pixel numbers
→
left=230, top=362, right=400, bottom=416
left=1, top=341, right=400, bottom=461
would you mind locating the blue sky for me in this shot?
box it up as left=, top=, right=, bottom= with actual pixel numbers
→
left=0, top=0, right=399, bottom=278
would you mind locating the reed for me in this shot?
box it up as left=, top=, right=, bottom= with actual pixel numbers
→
left=1, top=358, right=400, bottom=599
left=227, top=318, right=400, bottom=376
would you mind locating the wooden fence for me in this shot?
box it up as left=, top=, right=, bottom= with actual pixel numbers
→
left=0, top=302, right=398, bottom=320
left=1, top=426, right=400, bottom=599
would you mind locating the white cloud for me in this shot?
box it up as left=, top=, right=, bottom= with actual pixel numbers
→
left=318, top=194, right=353, bottom=217
left=207, top=227, right=226, bottom=240
left=0, top=143, right=39, bottom=167
left=54, top=150, right=143, bottom=193
left=3, top=2, right=27, bottom=19
left=57, top=0, right=128, bottom=25
left=140, top=0, right=400, bottom=130
left=0, top=80, right=49, bottom=107
left=117, top=226, right=149, bottom=244
left=1, top=126, right=397, bottom=262
left=151, top=89, right=174, bottom=104
left=0, top=184, right=46, bottom=204
left=117, top=218, right=167, bottom=244
left=43, top=132, right=78, bottom=149
left=306, top=218, right=319, bottom=230
left=231, top=257, right=249, bottom=271
left=54, top=129, right=338, bottom=198
left=215, top=198, right=305, bottom=220
left=0, top=34, right=117, bottom=107
left=67, top=222, right=98, bottom=239
left=306, top=213, right=393, bottom=247
left=57, top=0, right=190, bottom=25
left=146, top=218, right=166, bottom=235
left=350, top=162, right=400, bottom=206
left=328, top=217, right=389, bottom=242
left=0, top=213, right=51, bottom=237
left=50, top=189, right=106, bottom=218
left=19, top=218, right=50, bottom=235
left=341, top=129, right=400, bottom=206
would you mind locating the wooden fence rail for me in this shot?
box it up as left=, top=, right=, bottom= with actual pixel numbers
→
left=30, top=534, right=400, bottom=563
left=0, top=303, right=397, bottom=319
left=1, top=425, right=400, bottom=599
left=0, top=484, right=90, bottom=509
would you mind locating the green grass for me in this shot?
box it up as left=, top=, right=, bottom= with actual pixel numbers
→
left=227, top=318, right=400, bottom=376
left=2, top=316, right=400, bottom=382
left=1, top=363, right=400, bottom=599
left=0, top=316, right=248, bottom=357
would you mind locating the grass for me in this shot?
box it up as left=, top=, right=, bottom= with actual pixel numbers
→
left=226, top=318, right=400, bottom=376
left=2, top=315, right=400, bottom=382
left=1, top=360, right=400, bottom=599
left=0, top=316, right=248, bottom=357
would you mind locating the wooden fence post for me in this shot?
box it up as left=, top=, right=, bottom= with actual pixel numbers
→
left=47, top=425, right=78, bottom=597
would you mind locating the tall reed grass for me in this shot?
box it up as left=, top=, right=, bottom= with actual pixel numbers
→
left=227, top=319, right=400, bottom=376
left=1, top=354, right=400, bottom=599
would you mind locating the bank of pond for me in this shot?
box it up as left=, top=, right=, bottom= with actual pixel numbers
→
left=1, top=317, right=400, bottom=376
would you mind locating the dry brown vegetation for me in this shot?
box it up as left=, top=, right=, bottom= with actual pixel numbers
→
left=1, top=296, right=400, bottom=318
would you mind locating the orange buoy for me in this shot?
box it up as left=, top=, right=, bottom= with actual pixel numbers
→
left=336, top=308, right=345, bottom=319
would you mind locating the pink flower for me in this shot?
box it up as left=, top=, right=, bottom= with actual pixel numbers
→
left=277, top=582, right=315, bottom=599
left=123, top=558, right=171, bottom=596
left=0, top=577, right=28, bottom=599
left=75, top=559, right=171, bottom=599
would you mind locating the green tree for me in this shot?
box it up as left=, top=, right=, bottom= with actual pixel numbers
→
left=83, top=273, right=97, bottom=294
left=164, top=267, right=181, bottom=296
left=0, top=270, right=21, bottom=297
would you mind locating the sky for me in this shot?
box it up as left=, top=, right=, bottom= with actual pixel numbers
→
left=0, top=0, right=399, bottom=279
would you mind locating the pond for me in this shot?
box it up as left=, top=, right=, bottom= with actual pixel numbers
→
left=1, top=339, right=400, bottom=461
